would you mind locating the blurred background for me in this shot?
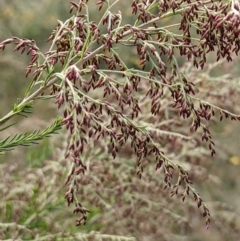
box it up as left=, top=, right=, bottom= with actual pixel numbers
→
left=0, top=1, right=240, bottom=240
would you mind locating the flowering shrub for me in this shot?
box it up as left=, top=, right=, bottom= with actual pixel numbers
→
left=1, top=0, right=240, bottom=239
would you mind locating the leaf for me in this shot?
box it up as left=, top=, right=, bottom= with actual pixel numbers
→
left=0, top=117, right=63, bottom=153
left=0, top=122, right=16, bottom=132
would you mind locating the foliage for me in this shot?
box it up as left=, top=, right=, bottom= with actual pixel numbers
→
left=1, top=0, right=240, bottom=240
left=0, top=118, right=62, bottom=154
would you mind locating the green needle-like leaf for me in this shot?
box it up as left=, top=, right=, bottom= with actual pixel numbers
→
left=0, top=117, right=63, bottom=154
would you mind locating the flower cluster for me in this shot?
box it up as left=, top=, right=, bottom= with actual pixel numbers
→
left=2, top=0, right=240, bottom=229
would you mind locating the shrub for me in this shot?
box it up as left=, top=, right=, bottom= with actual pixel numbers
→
left=1, top=0, right=240, bottom=240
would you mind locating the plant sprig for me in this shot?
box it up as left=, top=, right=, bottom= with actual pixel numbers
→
left=1, top=0, right=240, bottom=231
left=0, top=117, right=63, bottom=154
